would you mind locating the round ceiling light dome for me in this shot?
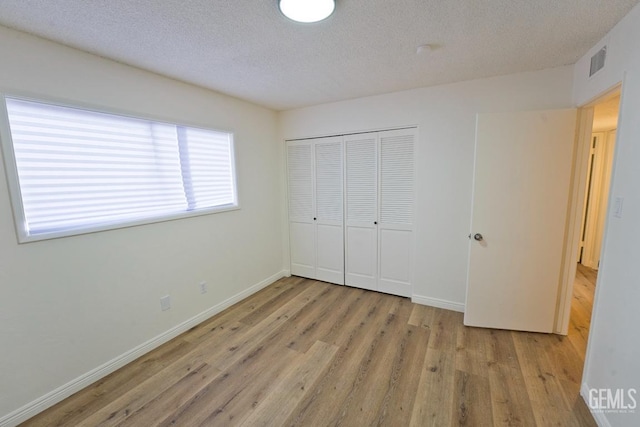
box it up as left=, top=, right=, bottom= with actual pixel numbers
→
left=279, top=0, right=335, bottom=23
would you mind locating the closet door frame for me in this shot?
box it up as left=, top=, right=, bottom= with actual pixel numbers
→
left=287, top=126, right=416, bottom=298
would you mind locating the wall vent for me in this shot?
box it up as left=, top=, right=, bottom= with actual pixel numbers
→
left=589, top=46, right=607, bottom=77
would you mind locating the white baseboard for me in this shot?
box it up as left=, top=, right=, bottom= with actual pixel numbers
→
left=581, top=382, right=611, bottom=427
left=0, top=270, right=288, bottom=427
left=411, top=294, right=465, bottom=313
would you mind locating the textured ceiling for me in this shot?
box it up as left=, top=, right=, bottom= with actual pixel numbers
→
left=0, top=0, right=638, bottom=111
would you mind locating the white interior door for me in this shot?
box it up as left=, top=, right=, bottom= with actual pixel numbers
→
left=314, top=137, right=344, bottom=284
left=377, top=129, right=415, bottom=297
left=287, top=141, right=315, bottom=278
left=465, top=109, right=577, bottom=333
left=345, top=133, right=378, bottom=291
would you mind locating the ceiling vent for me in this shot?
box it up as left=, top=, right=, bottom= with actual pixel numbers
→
left=589, top=46, right=607, bottom=77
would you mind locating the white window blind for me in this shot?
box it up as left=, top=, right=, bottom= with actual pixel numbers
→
left=2, top=97, right=237, bottom=241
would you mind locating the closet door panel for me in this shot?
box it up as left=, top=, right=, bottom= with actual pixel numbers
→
left=316, top=224, right=344, bottom=284
left=379, top=229, right=412, bottom=296
left=314, top=137, right=344, bottom=284
left=377, top=129, right=415, bottom=296
left=345, top=134, right=378, bottom=290
left=290, top=222, right=316, bottom=278
left=287, top=141, right=315, bottom=278
left=378, top=129, right=414, bottom=226
left=345, top=226, right=377, bottom=290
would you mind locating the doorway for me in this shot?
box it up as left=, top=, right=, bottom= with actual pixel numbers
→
left=563, top=86, right=621, bottom=357
left=578, top=93, right=620, bottom=270
left=464, top=92, right=620, bottom=336
left=566, top=89, right=620, bottom=355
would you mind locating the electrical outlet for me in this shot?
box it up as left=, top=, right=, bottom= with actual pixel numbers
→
left=199, top=281, right=207, bottom=294
left=160, top=295, right=171, bottom=311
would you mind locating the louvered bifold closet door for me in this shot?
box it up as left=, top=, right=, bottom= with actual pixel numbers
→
left=287, top=141, right=315, bottom=278
left=344, top=133, right=378, bottom=291
left=378, top=129, right=416, bottom=297
left=314, top=137, right=344, bottom=284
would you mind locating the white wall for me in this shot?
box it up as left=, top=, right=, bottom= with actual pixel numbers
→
left=573, top=3, right=640, bottom=426
left=279, top=66, right=574, bottom=310
left=0, top=26, right=283, bottom=424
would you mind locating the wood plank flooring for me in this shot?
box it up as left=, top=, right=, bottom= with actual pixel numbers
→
left=21, top=267, right=597, bottom=426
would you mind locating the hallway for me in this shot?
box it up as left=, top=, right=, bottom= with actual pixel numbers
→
left=569, top=264, right=597, bottom=360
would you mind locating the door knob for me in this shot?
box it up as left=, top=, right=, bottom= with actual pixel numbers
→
left=473, top=233, right=483, bottom=241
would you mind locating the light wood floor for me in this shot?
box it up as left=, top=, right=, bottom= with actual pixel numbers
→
left=22, top=267, right=597, bottom=426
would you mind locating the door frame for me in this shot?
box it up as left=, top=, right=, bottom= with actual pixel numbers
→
left=581, top=130, right=616, bottom=269
left=554, top=83, right=622, bottom=334
left=577, top=132, right=602, bottom=267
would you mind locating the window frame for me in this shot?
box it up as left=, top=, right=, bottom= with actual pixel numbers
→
left=0, top=93, right=240, bottom=243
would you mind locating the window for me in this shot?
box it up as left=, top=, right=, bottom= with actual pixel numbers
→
left=0, top=96, right=238, bottom=242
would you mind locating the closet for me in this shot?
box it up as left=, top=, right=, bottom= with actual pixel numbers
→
left=287, top=128, right=415, bottom=298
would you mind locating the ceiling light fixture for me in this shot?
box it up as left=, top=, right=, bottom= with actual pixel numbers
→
left=279, top=0, right=335, bottom=23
